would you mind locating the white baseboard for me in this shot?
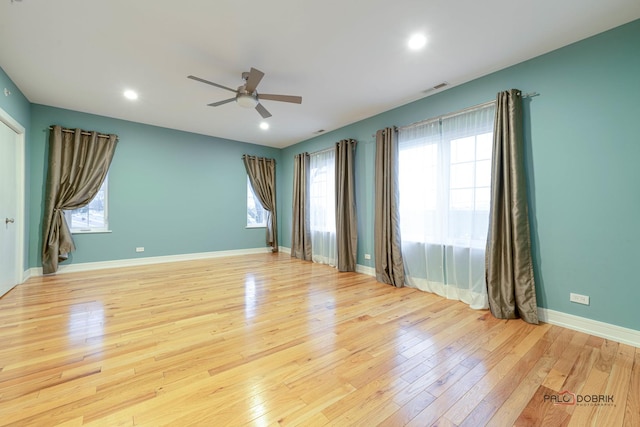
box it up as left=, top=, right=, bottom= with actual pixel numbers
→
left=21, top=268, right=32, bottom=283
left=356, top=264, right=375, bottom=276
left=280, top=246, right=375, bottom=276
left=27, top=247, right=273, bottom=277
left=538, top=307, right=640, bottom=348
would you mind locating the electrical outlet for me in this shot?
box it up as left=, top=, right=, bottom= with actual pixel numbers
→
left=364, top=254, right=371, bottom=260
left=569, top=293, right=590, bottom=305
left=135, top=247, right=144, bottom=253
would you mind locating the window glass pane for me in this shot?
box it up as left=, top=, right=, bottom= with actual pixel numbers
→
left=448, top=210, right=472, bottom=241
left=475, top=159, right=491, bottom=187
left=450, top=163, right=475, bottom=189
left=71, top=193, right=105, bottom=229
left=449, top=188, right=474, bottom=210
left=475, top=187, right=491, bottom=211
left=472, top=211, right=491, bottom=242
left=450, top=136, right=475, bottom=163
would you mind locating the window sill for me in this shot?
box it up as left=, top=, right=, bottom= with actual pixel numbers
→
left=71, top=229, right=113, bottom=235
left=246, top=225, right=266, bottom=229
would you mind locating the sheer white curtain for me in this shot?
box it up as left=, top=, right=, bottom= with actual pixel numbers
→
left=398, top=103, right=495, bottom=309
left=309, top=149, right=337, bottom=266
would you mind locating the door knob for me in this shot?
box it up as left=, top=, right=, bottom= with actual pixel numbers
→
left=5, top=218, right=14, bottom=224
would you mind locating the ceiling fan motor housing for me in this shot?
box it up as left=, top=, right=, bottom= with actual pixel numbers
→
left=236, top=86, right=258, bottom=108
left=188, top=67, right=300, bottom=118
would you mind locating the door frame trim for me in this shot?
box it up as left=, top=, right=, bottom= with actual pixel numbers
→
left=0, top=106, right=26, bottom=286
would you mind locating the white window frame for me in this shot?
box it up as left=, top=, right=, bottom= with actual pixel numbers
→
left=246, top=176, right=267, bottom=228
left=64, top=175, right=111, bottom=234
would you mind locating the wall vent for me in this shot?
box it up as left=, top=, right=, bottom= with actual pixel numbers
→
left=423, top=82, right=449, bottom=94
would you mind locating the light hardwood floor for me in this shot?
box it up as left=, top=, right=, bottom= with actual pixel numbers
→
left=0, top=253, right=638, bottom=426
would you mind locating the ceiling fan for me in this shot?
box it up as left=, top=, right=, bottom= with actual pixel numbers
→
left=187, top=67, right=302, bottom=119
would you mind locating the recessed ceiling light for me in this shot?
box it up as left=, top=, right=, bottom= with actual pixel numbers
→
left=259, top=122, right=269, bottom=130
left=123, top=90, right=138, bottom=100
left=408, top=33, right=427, bottom=50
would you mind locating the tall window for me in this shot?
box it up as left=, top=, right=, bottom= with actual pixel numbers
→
left=309, top=149, right=336, bottom=266
left=247, top=176, right=267, bottom=228
left=398, top=103, right=495, bottom=309
left=64, top=176, right=109, bottom=233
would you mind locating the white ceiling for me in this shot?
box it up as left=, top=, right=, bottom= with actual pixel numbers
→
left=2, top=1, right=640, bottom=148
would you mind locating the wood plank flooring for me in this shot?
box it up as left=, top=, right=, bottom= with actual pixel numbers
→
left=0, top=252, right=637, bottom=426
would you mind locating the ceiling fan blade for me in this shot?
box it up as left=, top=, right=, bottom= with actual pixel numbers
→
left=188, top=75, right=237, bottom=93
left=255, top=103, right=272, bottom=119
left=208, top=97, right=236, bottom=107
left=245, top=67, right=265, bottom=93
left=258, top=93, right=302, bottom=104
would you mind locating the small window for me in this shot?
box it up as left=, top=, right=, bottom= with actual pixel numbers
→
left=64, top=176, right=110, bottom=233
left=247, top=177, right=267, bottom=228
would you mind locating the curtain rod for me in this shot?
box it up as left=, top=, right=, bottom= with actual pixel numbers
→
left=310, top=146, right=336, bottom=156
left=48, top=126, right=117, bottom=140
left=397, top=100, right=496, bottom=132
left=289, top=146, right=333, bottom=160
left=303, top=139, right=357, bottom=158
left=375, top=91, right=539, bottom=136
left=241, top=155, right=276, bottom=163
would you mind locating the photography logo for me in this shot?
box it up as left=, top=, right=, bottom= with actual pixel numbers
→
left=543, top=391, right=615, bottom=407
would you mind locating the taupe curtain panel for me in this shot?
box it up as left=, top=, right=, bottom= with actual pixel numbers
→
left=335, top=139, right=357, bottom=272
left=42, top=125, right=118, bottom=274
left=291, top=153, right=312, bottom=260
left=486, top=89, right=539, bottom=324
left=243, top=155, right=278, bottom=252
left=374, top=127, right=405, bottom=287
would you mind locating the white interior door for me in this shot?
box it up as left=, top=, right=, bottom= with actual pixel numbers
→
left=0, top=119, right=19, bottom=296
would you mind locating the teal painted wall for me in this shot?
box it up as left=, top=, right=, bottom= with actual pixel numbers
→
left=281, top=19, right=640, bottom=331
left=0, top=66, right=31, bottom=270
left=28, top=105, right=281, bottom=267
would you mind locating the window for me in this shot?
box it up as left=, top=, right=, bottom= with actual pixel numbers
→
left=398, top=105, right=495, bottom=248
left=397, top=103, right=495, bottom=309
left=309, top=151, right=336, bottom=233
left=247, top=176, right=267, bottom=228
left=64, top=175, right=110, bottom=233
left=309, top=149, right=336, bottom=265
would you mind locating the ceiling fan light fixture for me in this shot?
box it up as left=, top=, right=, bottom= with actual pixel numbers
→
left=237, top=93, right=257, bottom=108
